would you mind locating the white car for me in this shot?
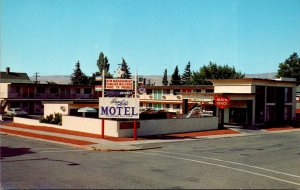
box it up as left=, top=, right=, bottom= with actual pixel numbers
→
left=6, top=108, right=28, bottom=117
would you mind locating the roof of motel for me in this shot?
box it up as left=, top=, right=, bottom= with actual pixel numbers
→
left=143, top=85, right=214, bottom=89
left=210, top=78, right=298, bottom=86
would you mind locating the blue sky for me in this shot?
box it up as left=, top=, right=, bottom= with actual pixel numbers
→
left=1, top=0, right=300, bottom=77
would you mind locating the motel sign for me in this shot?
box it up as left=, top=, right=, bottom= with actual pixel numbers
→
left=99, top=97, right=139, bottom=119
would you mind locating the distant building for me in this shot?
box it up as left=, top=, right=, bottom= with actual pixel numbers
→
left=0, top=67, right=33, bottom=83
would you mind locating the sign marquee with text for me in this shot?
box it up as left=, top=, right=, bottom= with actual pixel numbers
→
left=214, top=96, right=230, bottom=109
left=99, top=97, right=140, bottom=119
left=105, top=79, right=133, bottom=90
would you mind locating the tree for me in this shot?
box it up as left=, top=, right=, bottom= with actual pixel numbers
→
left=120, top=58, right=132, bottom=79
left=181, top=61, right=192, bottom=85
left=192, top=62, right=244, bottom=85
left=70, top=60, right=89, bottom=85
left=96, top=52, right=110, bottom=74
left=90, top=52, right=112, bottom=85
left=276, top=52, right=300, bottom=82
left=162, top=69, right=168, bottom=86
left=170, top=65, right=181, bottom=85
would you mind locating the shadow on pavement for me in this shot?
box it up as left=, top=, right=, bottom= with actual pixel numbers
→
left=0, top=146, right=35, bottom=159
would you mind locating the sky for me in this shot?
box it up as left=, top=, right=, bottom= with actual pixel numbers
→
left=1, top=0, right=300, bottom=77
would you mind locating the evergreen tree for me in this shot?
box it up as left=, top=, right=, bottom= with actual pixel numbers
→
left=162, top=69, right=168, bottom=86
left=90, top=52, right=112, bottom=85
left=71, top=61, right=89, bottom=85
left=120, top=58, right=132, bottom=79
left=192, top=62, right=244, bottom=85
left=96, top=52, right=110, bottom=74
left=170, top=65, right=181, bottom=85
left=277, top=52, right=300, bottom=82
left=181, top=61, right=191, bottom=85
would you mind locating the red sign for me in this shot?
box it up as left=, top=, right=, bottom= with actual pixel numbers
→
left=214, top=96, right=230, bottom=109
left=105, top=79, right=133, bottom=90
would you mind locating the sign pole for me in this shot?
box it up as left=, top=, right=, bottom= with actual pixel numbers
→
left=133, top=119, right=137, bottom=140
left=133, top=70, right=138, bottom=140
left=101, top=68, right=105, bottom=139
left=135, top=70, right=137, bottom=98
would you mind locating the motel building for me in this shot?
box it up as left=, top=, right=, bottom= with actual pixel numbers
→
left=0, top=67, right=298, bottom=127
left=138, top=78, right=298, bottom=126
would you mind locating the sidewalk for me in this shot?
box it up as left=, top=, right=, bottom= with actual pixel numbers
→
left=1, top=122, right=299, bottom=151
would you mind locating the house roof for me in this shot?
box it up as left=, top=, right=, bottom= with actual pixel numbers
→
left=0, top=71, right=33, bottom=84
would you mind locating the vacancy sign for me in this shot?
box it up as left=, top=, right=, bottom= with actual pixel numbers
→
left=99, top=97, right=139, bottom=119
left=214, top=96, right=230, bottom=109
left=106, top=79, right=133, bottom=90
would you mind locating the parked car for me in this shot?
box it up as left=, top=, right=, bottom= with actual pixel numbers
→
left=5, top=108, right=28, bottom=117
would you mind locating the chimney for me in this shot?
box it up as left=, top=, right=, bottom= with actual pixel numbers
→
left=6, top=67, right=10, bottom=74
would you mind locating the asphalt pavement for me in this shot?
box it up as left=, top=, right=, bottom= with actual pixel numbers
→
left=1, top=130, right=300, bottom=189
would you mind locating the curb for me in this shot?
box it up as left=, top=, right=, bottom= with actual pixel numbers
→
left=88, top=146, right=162, bottom=152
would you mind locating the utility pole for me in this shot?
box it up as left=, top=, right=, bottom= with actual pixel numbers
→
left=33, top=72, right=40, bottom=84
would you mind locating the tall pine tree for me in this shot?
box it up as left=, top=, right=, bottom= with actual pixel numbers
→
left=120, top=58, right=132, bottom=79
left=181, top=61, right=191, bottom=85
left=71, top=61, right=89, bottom=85
left=96, top=52, right=110, bottom=74
left=162, top=69, right=168, bottom=86
left=170, top=65, right=181, bottom=85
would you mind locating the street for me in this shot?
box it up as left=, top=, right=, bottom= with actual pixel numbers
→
left=1, top=130, right=300, bottom=189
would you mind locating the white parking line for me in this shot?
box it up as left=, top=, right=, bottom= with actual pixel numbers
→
left=133, top=151, right=300, bottom=187
left=149, top=150, right=300, bottom=178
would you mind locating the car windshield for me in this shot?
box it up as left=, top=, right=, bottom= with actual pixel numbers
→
left=13, top=108, right=22, bottom=111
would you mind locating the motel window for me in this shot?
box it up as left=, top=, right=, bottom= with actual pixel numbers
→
left=173, top=104, right=180, bottom=110
left=182, top=89, right=192, bottom=93
left=37, top=87, right=46, bottom=93
left=163, top=89, right=170, bottom=95
left=205, top=89, right=214, bottom=93
left=173, top=89, right=180, bottom=95
left=76, top=88, right=81, bottom=94
left=284, top=88, right=292, bottom=103
left=10, top=86, right=21, bottom=93
left=165, top=104, right=170, bottom=108
left=267, top=87, right=276, bottom=103
left=195, top=89, right=202, bottom=93
left=146, top=89, right=152, bottom=95
left=84, top=88, right=92, bottom=94
left=50, top=87, right=59, bottom=94
left=255, top=86, right=266, bottom=124
left=148, top=103, right=153, bottom=108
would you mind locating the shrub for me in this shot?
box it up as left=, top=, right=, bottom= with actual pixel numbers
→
left=40, top=113, right=62, bottom=125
